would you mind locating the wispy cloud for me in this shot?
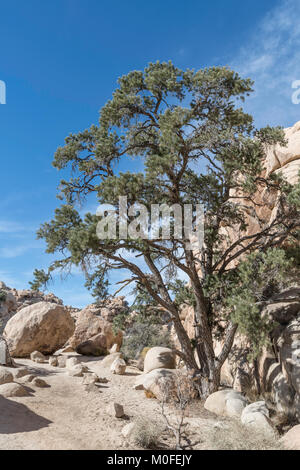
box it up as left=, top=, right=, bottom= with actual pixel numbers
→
left=232, top=0, right=300, bottom=127
left=0, top=270, right=27, bottom=289
left=0, top=220, right=37, bottom=236
left=0, top=242, right=43, bottom=259
left=0, top=245, right=32, bottom=259
left=0, top=221, right=24, bottom=233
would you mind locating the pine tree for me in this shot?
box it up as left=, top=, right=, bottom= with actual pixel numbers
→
left=31, top=62, right=300, bottom=396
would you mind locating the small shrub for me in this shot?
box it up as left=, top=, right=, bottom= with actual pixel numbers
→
left=121, top=323, right=173, bottom=361
left=159, top=371, right=196, bottom=449
left=200, top=420, right=281, bottom=450
left=132, top=416, right=164, bottom=449
left=114, top=284, right=173, bottom=361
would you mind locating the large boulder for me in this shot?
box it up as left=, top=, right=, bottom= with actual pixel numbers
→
left=134, top=368, right=176, bottom=392
left=281, top=424, right=300, bottom=450
left=241, top=401, right=275, bottom=436
left=137, top=347, right=151, bottom=371
left=143, top=347, right=176, bottom=373
left=68, top=307, right=122, bottom=356
left=3, top=301, right=75, bottom=357
left=204, top=389, right=248, bottom=418
left=76, top=333, right=108, bottom=356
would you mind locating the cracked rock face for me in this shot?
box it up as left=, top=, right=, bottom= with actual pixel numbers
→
left=68, top=306, right=124, bottom=356
left=216, top=121, right=300, bottom=269
left=172, top=122, right=300, bottom=419
left=217, top=288, right=300, bottom=420
left=264, top=120, right=300, bottom=185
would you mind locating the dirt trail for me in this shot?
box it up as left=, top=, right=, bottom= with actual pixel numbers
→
left=0, top=355, right=282, bottom=450
left=0, top=355, right=162, bottom=450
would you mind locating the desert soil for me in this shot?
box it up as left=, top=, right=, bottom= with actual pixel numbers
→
left=0, top=354, right=168, bottom=450
left=0, top=354, right=281, bottom=450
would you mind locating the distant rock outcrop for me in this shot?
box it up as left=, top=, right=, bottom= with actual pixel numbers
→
left=0, top=281, right=127, bottom=358
left=0, top=281, right=69, bottom=333
left=68, top=298, right=128, bottom=355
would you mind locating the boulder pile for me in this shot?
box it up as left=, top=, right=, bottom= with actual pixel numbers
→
left=0, top=283, right=128, bottom=360
left=67, top=298, right=127, bottom=356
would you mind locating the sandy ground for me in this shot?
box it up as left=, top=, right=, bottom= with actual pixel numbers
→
left=0, top=354, right=282, bottom=450
left=0, top=355, right=166, bottom=450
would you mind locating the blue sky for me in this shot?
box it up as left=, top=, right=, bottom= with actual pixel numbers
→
left=0, top=0, right=299, bottom=307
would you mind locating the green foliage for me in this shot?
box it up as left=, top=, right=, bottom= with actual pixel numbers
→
left=226, top=248, right=293, bottom=358
left=121, top=323, right=173, bottom=361
left=32, top=60, right=300, bottom=377
left=29, top=269, right=51, bottom=291
left=0, top=290, right=7, bottom=302
left=84, top=266, right=109, bottom=303
left=114, top=284, right=173, bottom=360
left=169, top=280, right=196, bottom=308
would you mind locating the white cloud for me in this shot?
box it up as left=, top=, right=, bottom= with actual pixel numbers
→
left=0, top=221, right=24, bottom=233
left=0, top=242, right=42, bottom=259
left=0, top=246, right=30, bottom=259
left=0, top=271, right=26, bottom=289
left=231, top=0, right=300, bottom=127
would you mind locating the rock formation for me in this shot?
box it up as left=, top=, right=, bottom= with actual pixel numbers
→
left=0, top=279, right=128, bottom=358
left=218, top=120, right=300, bottom=264
left=173, top=121, right=300, bottom=419
left=143, top=347, right=176, bottom=374
left=213, top=120, right=300, bottom=419
left=67, top=299, right=127, bottom=355
left=3, top=302, right=75, bottom=357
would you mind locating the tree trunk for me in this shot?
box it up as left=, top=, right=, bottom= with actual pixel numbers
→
left=172, top=317, right=198, bottom=370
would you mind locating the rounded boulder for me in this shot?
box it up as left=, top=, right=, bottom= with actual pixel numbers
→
left=143, top=347, right=176, bottom=374
left=3, top=301, right=75, bottom=357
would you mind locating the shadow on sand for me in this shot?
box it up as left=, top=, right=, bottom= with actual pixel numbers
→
left=0, top=396, right=52, bottom=434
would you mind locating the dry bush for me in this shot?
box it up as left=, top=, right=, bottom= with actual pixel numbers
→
left=159, top=371, right=197, bottom=450
left=198, top=420, right=282, bottom=450
left=132, top=416, right=164, bottom=449
left=272, top=412, right=299, bottom=435
left=158, top=370, right=198, bottom=403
